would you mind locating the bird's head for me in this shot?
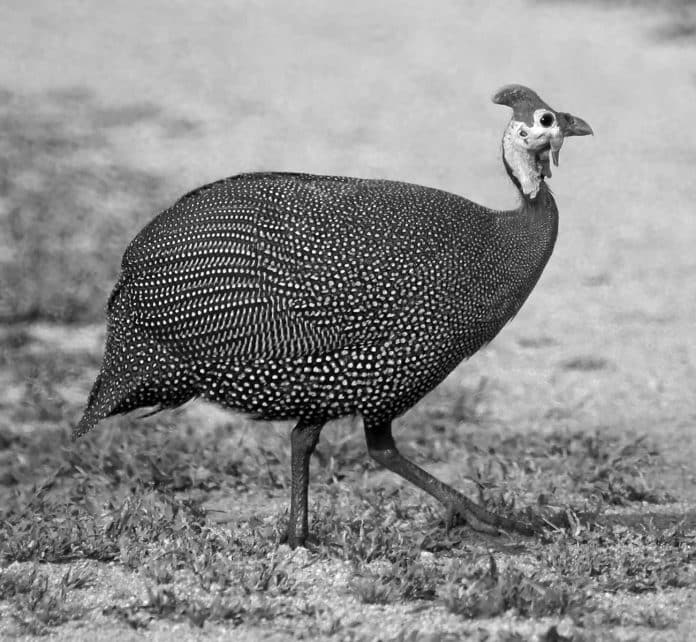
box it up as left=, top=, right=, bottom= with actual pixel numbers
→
left=492, top=84, right=593, bottom=200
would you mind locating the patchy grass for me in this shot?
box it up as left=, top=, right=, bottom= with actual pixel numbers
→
left=0, top=330, right=693, bottom=639
left=440, top=555, right=580, bottom=619
left=0, top=565, right=91, bottom=636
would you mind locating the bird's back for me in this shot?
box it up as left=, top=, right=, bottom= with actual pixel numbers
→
left=118, top=172, right=498, bottom=355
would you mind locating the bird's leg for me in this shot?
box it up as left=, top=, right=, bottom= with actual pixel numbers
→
left=284, top=420, right=324, bottom=548
left=364, top=419, right=535, bottom=536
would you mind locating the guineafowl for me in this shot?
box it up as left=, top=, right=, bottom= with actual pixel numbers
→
left=75, top=85, right=592, bottom=547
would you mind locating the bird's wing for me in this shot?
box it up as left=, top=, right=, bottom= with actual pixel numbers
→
left=112, top=173, right=447, bottom=362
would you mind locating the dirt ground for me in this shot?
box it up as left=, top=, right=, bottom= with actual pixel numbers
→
left=1, top=1, right=695, bottom=640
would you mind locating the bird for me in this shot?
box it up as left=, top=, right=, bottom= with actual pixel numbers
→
left=74, top=85, right=592, bottom=547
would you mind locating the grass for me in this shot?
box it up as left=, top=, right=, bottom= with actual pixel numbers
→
left=0, top=310, right=689, bottom=640
left=0, top=566, right=92, bottom=636
left=0, top=330, right=692, bottom=639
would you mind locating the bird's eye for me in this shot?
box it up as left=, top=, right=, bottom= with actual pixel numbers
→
left=539, top=113, right=554, bottom=127
left=519, top=129, right=528, bottom=138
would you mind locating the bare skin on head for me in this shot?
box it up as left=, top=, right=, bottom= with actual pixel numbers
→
left=494, top=84, right=593, bottom=199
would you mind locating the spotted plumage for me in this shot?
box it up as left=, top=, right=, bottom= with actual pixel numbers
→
left=76, top=86, right=592, bottom=546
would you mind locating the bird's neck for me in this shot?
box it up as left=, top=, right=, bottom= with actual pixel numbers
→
left=444, top=181, right=558, bottom=364
left=515, top=180, right=557, bottom=228
left=496, top=181, right=558, bottom=288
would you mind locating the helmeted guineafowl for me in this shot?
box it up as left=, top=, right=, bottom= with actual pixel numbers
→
left=75, top=85, right=592, bottom=547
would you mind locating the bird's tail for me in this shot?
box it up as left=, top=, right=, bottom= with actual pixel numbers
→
left=73, top=372, right=113, bottom=440
left=73, top=326, right=142, bottom=440
left=73, top=333, right=198, bottom=441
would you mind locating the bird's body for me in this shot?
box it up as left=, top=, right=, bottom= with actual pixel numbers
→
left=76, top=173, right=557, bottom=436
left=76, top=86, right=592, bottom=545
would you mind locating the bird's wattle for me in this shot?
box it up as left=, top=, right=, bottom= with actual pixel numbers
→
left=538, top=147, right=552, bottom=178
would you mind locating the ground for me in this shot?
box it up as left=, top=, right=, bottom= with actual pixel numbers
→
left=1, top=1, right=696, bottom=640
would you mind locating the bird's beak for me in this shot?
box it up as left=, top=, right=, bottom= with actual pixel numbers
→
left=558, top=112, right=594, bottom=137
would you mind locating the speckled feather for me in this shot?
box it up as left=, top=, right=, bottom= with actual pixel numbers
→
left=74, top=171, right=558, bottom=438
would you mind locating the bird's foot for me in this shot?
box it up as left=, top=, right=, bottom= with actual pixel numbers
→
left=446, top=503, right=505, bottom=535
left=279, top=520, right=321, bottom=549
left=279, top=523, right=303, bottom=549
left=445, top=496, right=572, bottom=537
